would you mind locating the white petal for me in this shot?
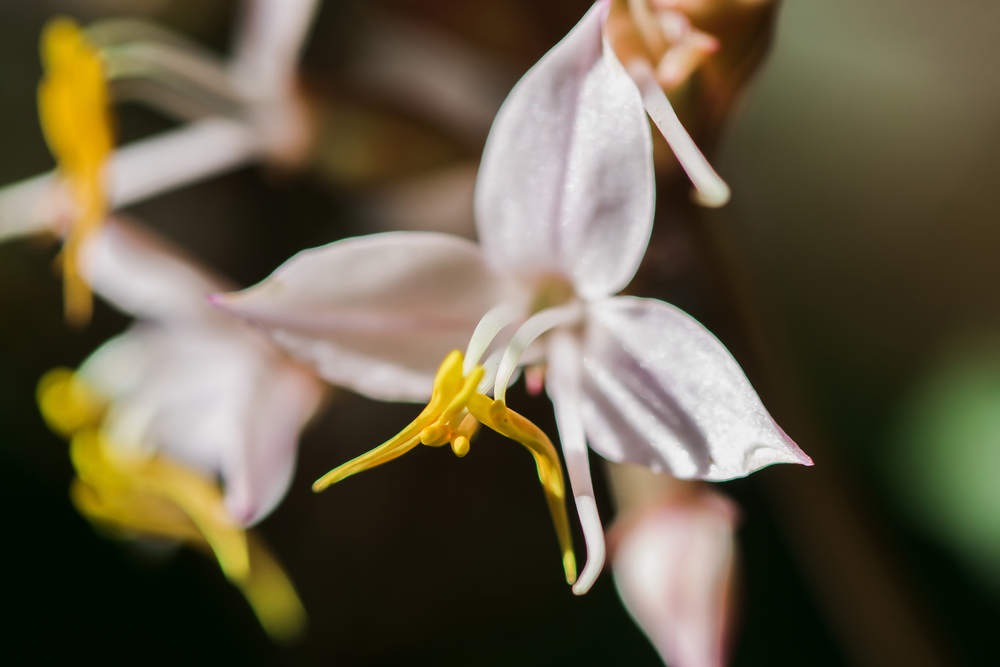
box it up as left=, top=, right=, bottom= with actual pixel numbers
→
left=580, top=297, right=811, bottom=480
left=81, top=217, right=232, bottom=321
left=222, top=355, right=324, bottom=526
left=546, top=329, right=606, bottom=595
left=612, top=490, right=737, bottom=667
left=210, top=232, right=502, bottom=402
left=82, top=322, right=322, bottom=525
left=474, top=2, right=654, bottom=300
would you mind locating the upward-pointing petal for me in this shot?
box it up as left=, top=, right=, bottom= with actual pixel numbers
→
left=210, top=232, right=502, bottom=402
left=474, top=1, right=654, bottom=300
left=579, top=297, right=811, bottom=481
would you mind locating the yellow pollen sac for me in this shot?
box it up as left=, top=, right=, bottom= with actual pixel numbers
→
left=37, top=367, right=107, bottom=437
left=313, top=350, right=578, bottom=586
left=37, top=369, right=307, bottom=642
left=38, top=17, right=114, bottom=327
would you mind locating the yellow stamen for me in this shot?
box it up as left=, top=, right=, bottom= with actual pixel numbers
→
left=313, top=350, right=578, bottom=585
left=38, top=18, right=114, bottom=326
left=71, top=428, right=250, bottom=581
left=37, top=367, right=106, bottom=437
left=39, top=368, right=307, bottom=640
left=239, top=533, right=309, bottom=644
left=466, top=394, right=577, bottom=584
left=312, top=350, right=466, bottom=490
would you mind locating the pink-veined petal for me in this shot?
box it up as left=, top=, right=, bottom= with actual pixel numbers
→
left=210, top=232, right=502, bottom=402
left=474, top=1, right=654, bottom=300
left=546, top=329, right=606, bottom=595
left=612, top=490, right=737, bottom=667
left=579, top=296, right=811, bottom=480
left=81, top=216, right=234, bottom=322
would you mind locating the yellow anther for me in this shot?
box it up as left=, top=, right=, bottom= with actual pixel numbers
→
left=314, top=350, right=578, bottom=586
left=439, top=365, right=484, bottom=425
left=420, top=424, right=450, bottom=447
left=71, top=429, right=251, bottom=581
left=68, top=430, right=306, bottom=640
left=467, top=394, right=577, bottom=585
left=37, top=367, right=106, bottom=437
left=451, top=436, right=470, bottom=457
left=38, top=17, right=114, bottom=326
left=313, top=350, right=467, bottom=491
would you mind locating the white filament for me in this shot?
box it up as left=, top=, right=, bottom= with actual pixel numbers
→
left=231, top=0, right=321, bottom=98
left=547, top=330, right=605, bottom=595
left=625, top=57, right=731, bottom=208
left=110, top=118, right=258, bottom=207
left=476, top=348, right=506, bottom=395
left=0, top=119, right=258, bottom=242
left=463, top=303, right=520, bottom=374
left=574, top=496, right=606, bottom=595
left=493, top=302, right=583, bottom=403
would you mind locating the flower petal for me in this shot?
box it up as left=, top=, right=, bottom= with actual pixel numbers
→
left=546, top=329, right=606, bottom=595
left=580, top=296, right=811, bottom=480
left=210, top=232, right=502, bottom=402
left=474, top=1, right=654, bottom=300
left=80, top=320, right=321, bottom=526
left=80, top=216, right=233, bottom=321
left=612, top=490, right=737, bottom=667
left=222, top=355, right=324, bottom=526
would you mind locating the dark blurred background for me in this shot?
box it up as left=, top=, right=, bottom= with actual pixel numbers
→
left=2, top=0, right=999, bottom=665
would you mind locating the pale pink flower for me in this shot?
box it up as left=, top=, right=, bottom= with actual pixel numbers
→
left=213, top=1, right=809, bottom=592
left=74, top=217, right=324, bottom=524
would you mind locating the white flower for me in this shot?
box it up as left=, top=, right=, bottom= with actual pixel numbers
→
left=34, top=215, right=322, bottom=638
left=212, top=1, right=809, bottom=594
left=56, top=217, right=325, bottom=525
